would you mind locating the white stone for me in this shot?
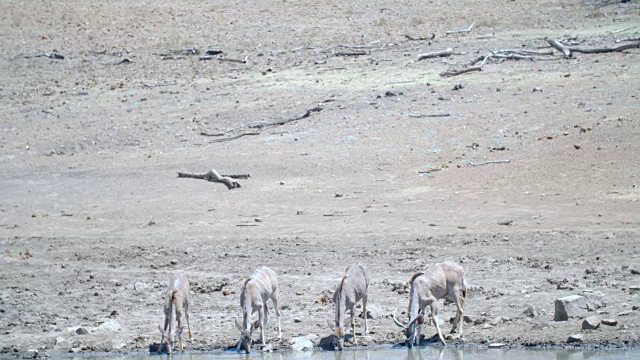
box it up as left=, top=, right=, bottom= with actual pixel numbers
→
left=290, top=336, right=313, bottom=351
left=554, top=295, right=589, bottom=321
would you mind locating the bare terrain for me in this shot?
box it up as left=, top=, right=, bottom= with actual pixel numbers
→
left=1, top=0, right=639, bottom=357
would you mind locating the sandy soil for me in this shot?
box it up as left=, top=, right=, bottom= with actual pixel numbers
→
left=1, top=0, right=640, bottom=357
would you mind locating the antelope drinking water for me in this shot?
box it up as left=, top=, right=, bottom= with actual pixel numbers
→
left=235, top=266, right=282, bottom=353
left=393, top=260, right=467, bottom=347
left=158, top=273, right=193, bottom=354
left=327, top=263, right=369, bottom=350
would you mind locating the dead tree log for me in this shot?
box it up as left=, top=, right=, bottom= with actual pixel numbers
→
left=417, top=48, right=454, bottom=61
left=177, top=169, right=243, bottom=189
left=548, top=39, right=640, bottom=58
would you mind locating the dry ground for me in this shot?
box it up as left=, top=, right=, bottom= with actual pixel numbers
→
left=1, top=0, right=639, bottom=357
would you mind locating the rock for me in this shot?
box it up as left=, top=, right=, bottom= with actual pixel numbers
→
left=489, top=316, right=506, bottom=326
left=523, top=305, right=541, bottom=318
left=488, top=343, right=506, bottom=348
left=617, top=310, right=632, bottom=316
left=54, top=337, right=71, bottom=351
left=554, top=295, right=589, bottom=321
left=290, top=336, right=313, bottom=351
left=75, top=327, right=89, bottom=335
left=463, top=315, right=474, bottom=324
left=582, top=316, right=600, bottom=330
left=601, top=319, right=618, bottom=326
left=581, top=290, right=606, bottom=310
left=69, top=348, right=81, bottom=354
left=482, top=323, right=493, bottom=329
left=22, top=350, right=38, bottom=359
left=293, top=318, right=303, bottom=323
left=567, top=334, right=583, bottom=343
left=111, top=339, right=126, bottom=350
left=170, top=259, right=178, bottom=265
left=629, top=286, right=640, bottom=295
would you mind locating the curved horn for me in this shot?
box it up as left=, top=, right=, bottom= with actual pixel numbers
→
left=392, top=311, right=407, bottom=328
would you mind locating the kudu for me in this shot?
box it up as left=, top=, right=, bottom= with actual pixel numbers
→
left=327, top=263, right=369, bottom=350
left=393, top=260, right=467, bottom=347
left=235, top=266, right=282, bottom=353
left=158, top=273, right=193, bottom=354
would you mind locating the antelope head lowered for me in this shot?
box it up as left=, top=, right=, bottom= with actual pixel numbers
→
left=327, top=263, right=369, bottom=350
left=393, top=261, right=467, bottom=347
left=158, top=273, right=193, bottom=354
left=235, top=266, right=282, bottom=353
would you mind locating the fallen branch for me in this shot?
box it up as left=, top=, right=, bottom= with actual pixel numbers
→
left=405, top=34, right=435, bottom=41
left=322, top=41, right=381, bottom=52
left=16, top=52, right=64, bottom=60
left=333, top=51, right=368, bottom=56
left=440, top=66, right=482, bottom=77
left=248, top=107, right=323, bottom=129
left=162, top=56, right=184, bottom=60
left=210, top=132, right=259, bottom=143
left=143, top=82, right=176, bottom=88
left=406, top=113, right=451, bottom=118
left=101, top=58, right=133, bottom=65
left=446, top=23, right=474, bottom=36
left=167, top=48, right=199, bottom=55
left=218, top=56, right=248, bottom=63
left=418, top=168, right=442, bottom=174
left=177, top=169, right=243, bottom=189
left=417, top=48, right=454, bottom=61
left=547, top=39, right=640, bottom=58
left=199, top=131, right=224, bottom=137
left=462, top=159, right=511, bottom=167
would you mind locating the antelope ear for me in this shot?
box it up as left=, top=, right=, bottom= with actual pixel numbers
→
left=327, top=319, right=335, bottom=332
left=235, top=319, right=244, bottom=333
left=158, top=324, right=167, bottom=336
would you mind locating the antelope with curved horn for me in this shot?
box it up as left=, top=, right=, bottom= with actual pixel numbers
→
left=393, top=261, right=467, bottom=347
left=327, top=263, right=369, bottom=350
left=235, top=266, right=282, bottom=353
left=158, top=273, right=193, bottom=354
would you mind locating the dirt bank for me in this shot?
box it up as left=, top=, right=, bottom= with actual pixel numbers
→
left=1, top=0, right=639, bottom=357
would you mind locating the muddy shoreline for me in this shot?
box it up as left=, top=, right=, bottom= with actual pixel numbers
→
left=1, top=0, right=639, bottom=358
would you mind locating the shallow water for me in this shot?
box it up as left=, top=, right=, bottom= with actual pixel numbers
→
left=84, top=347, right=640, bottom=360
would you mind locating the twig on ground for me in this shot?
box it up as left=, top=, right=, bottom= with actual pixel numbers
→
left=143, top=82, right=176, bottom=88
left=177, top=169, right=244, bottom=189
left=477, top=34, right=495, bottom=39
left=199, top=131, right=224, bottom=137
left=446, top=23, right=474, bottom=35
left=462, top=159, right=511, bottom=166
left=167, top=48, right=199, bottom=55
left=16, top=53, right=64, bottom=60
left=440, top=66, right=482, bottom=77
left=334, top=51, right=368, bottom=56
left=548, top=39, right=640, bottom=58
left=321, top=41, right=381, bottom=52
left=210, top=132, right=260, bottom=143
left=418, top=168, right=443, bottom=174
left=218, top=56, right=248, bottom=63
left=247, top=107, right=323, bottom=129
left=417, top=48, right=454, bottom=61
left=405, top=34, right=435, bottom=41
left=406, top=113, right=451, bottom=118
left=101, top=58, right=133, bottom=65
left=162, top=56, right=184, bottom=60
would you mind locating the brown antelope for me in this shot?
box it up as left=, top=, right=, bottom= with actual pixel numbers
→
left=393, top=260, right=467, bottom=347
left=158, top=273, right=193, bottom=354
left=235, top=266, right=282, bottom=353
left=327, top=263, right=369, bottom=350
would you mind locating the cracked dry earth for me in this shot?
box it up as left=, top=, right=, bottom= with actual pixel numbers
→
left=1, top=0, right=639, bottom=358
